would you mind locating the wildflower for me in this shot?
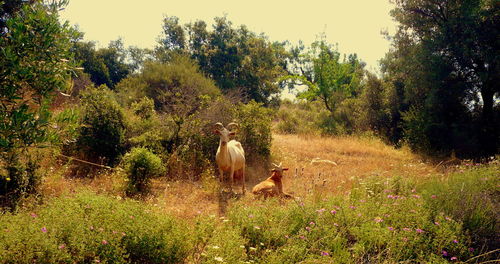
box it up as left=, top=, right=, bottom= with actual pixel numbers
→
left=402, top=237, right=408, bottom=242
left=101, top=240, right=108, bottom=245
left=259, top=242, right=264, bottom=246
left=240, top=245, right=245, bottom=248
left=214, top=256, right=224, bottom=262
left=254, top=226, right=261, bottom=230
left=212, top=245, right=220, bottom=249
left=468, top=247, right=474, bottom=252
left=431, top=195, right=437, bottom=199
left=445, top=216, right=452, bottom=221
left=129, top=215, right=134, bottom=219
left=442, top=250, right=448, bottom=257
left=388, top=227, right=394, bottom=231
left=95, top=260, right=101, bottom=263
left=305, top=226, right=311, bottom=231
left=58, top=244, right=66, bottom=249
left=412, top=194, right=421, bottom=199
left=452, top=239, right=458, bottom=243
left=451, top=257, right=457, bottom=261
left=349, top=205, right=356, bottom=209
left=403, top=228, right=411, bottom=232
left=333, top=223, right=339, bottom=227
left=316, top=208, right=326, bottom=213
left=249, top=247, right=257, bottom=251
left=330, top=210, right=337, bottom=215
left=374, top=217, right=383, bottom=223
left=222, top=219, right=229, bottom=223
left=434, top=222, right=440, bottom=226
left=30, top=213, right=38, bottom=218
left=41, top=227, right=47, bottom=233
left=411, top=189, right=416, bottom=193
left=284, top=235, right=289, bottom=239
left=416, top=228, right=424, bottom=233
left=309, top=221, right=315, bottom=226
left=299, top=235, right=306, bottom=240
left=321, top=251, right=330, bottom=256
left=90, top=226, right=94, bottom=230
left=248, top=214, right=254, bottom=218
left=357, top=213, right=362, bottom=217
left=360, top=200, right=366, bottom=203
left=122, top=232, right=126, bottom=236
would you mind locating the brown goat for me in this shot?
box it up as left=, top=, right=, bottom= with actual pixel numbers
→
left=252, top=163, right=292, bottom=199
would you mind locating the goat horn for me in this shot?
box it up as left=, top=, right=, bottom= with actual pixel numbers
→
left=272, top=163, right=279, bottom=168
left=227, top=122, right=239, bottom=131
left=213, top=122, right=224, bottom=131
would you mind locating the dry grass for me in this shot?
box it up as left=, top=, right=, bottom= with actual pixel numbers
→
left=39, top=133, right=441, bottom=219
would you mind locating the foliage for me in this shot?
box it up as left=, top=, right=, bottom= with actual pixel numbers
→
left=72, top=39, right=132, bottom=88
left=158, top=16, right=288, bottom=105
left=0, top=192, right=191, bottom=263
left=122, top=147, right=165, bottom=195
left=0, top=0, right=74, bottom=208
left=76, top=86, right=126, bottom=166
left=382, top=0, right=500, bottom=157
left=236, top=101, right=273, bottom=161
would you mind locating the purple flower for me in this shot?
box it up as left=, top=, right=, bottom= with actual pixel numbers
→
left=321, top=251, right=330, bottom=256
left=442, top=250, right=448, bottom=256
left=316, top=208, right=326, bottom=213
left=374, top=217, right=383, bottom=223
left=309, top=221, right=315, bottom=226
left=30, top=213, right=38, bottom=218
left=388, top=227, right=394, bottom=231
left=453, top=239, right=458, bottom=243
left=101, top=240, right=108, bottom=245
left=299, top=235, right=306, bottom=240
left=416, top=228, right=424, bottom=233
left=58, top=244, right=66, bottom=249
left=305, top=226, right=311, bottom=231
left=333, top=223, right=339, bottom=227
left=330, top=210, right=337, bottom=215
left=451, top=257, right=457, bottom=261
left=445, top=216, right=452, bottom=221
left=403, top=228, right=411, bottom=232
left=284, top=235, right=289, bottom=239
left=431, top=195, right=437, bottom=199
left=41, top=227, right=47, bottom=233
left=349, top=205, right=356, bottom=209
left=412, top=194, right=421, bottom=199
left=434, top=222, right=440, bottom=225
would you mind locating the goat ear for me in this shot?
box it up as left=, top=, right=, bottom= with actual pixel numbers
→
left=283, top=168, right=289, bottom=171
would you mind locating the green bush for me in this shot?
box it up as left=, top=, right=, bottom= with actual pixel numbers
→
left=123, top=147, right=166, bottom=194
left=0, top=152, right=42, bottom=210
left=236, top=100, right=273, bottom=161
left=0, top=192, right=191, bottom=264
left=76, top=86, right=126, bottom=166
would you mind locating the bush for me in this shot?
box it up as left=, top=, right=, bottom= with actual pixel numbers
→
left=236, top=101, right=273, bottom=161
left=0, top=192, right=191, bottom=263
left=76, top=86, right=126, bottom=166
left=123, top=147, right=165, bottom=194
left=0, top=151, right=42, bottom=210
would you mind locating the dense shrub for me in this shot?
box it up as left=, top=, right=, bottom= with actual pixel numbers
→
left=236, top=101, right=274, bottom=161
left=0, top=152, right=42, bottom=210
left=76, top=86, right=126, bottom=166
left=123, top=147, right=165, bottom=194
left=0, top=192, right=191, bottom=264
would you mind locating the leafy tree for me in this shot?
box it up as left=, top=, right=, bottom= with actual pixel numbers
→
left=158, top=16, right=287, bottom=104
left=0, top=0, right=74, bottom=206
left=287, top=38, right=365, bottom=113
left=384, top=0, right=499, bottom=157
left=72, top=39, right=132, bottom=88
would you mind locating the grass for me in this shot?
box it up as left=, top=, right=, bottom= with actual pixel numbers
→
left=1, top=133, right=498, bottom=263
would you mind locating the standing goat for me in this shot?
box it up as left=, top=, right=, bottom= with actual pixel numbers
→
left=252, top=162, right=292, bottom=199
left=214, top=122, right=246, bottom=194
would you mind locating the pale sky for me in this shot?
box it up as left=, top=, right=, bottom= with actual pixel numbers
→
left=60, top=0, right=398, bottom=72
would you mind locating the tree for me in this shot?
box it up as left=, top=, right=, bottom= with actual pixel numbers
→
left=385, top=0, right=499, bottom=157
left=157, top=16, right=288, bottom=105
left=0, top=0, right=74, bottom=207
left=288, top=38, right=365, bottom=113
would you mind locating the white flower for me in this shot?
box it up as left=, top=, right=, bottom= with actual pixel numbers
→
left=214, top=256, right=224, bottom=262
left=212, top=245, right=220, bottom=249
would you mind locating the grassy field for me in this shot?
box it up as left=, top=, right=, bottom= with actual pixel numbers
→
left=1, top=133, right=498, bottom=263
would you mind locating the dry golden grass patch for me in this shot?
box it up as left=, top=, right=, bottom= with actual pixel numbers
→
left=39, top=133, right=441, bottom=219
left=271, top=133, right=440, bottom=198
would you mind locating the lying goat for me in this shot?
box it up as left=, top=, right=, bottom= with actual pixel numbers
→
left=252, top=162, right=292, bottom=199
left=214, top=122, right=246, bottom=194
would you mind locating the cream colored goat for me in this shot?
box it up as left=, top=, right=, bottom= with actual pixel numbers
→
left=214, top=122, right=246, bottom=194
left=252, top=162, right=292, bottom=199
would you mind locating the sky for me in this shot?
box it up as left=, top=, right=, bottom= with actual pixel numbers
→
left=59, top=0, right=398, bottom=72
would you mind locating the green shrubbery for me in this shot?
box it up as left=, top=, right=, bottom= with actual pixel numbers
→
left=76, top=86, right=126, bottom=166
left=122, top=147, right=165, bottom=194
left=0, top=192, right=191, bottom=264
left=0, top=165, right=497, bottom=263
